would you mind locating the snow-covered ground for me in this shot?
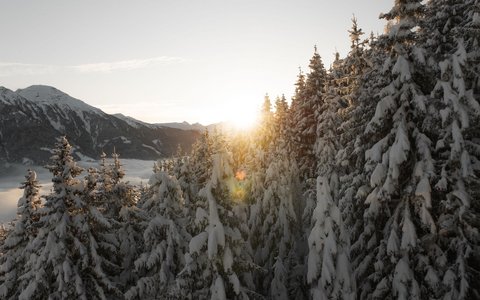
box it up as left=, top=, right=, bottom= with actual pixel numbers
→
left=0, top=159, right=155, bottom=223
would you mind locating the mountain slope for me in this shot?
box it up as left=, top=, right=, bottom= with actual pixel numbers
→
left=0, top=85, right=200, bottom=164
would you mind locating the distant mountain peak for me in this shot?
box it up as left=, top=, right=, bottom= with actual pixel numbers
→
left=0, top=87, right=16, bottom=102
left=16, top=85, right=104, bottom=115
left=113, top=113, right=151, bottom=128
left=16, top=85, right=70, bottom=102
left=17, top=84, right=65, bottom=94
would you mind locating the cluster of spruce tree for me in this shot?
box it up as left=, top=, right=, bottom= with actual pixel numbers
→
left=1, top=0, right=480, bottom=299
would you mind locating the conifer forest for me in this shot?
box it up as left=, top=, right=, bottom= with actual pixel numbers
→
left=1, top=0, right=480, bottom=299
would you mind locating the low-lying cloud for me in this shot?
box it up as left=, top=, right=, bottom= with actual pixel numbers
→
left=72, top=56, right=185, bottom=73
left=0, top=56, right=185, bottom=77
left=0, top=62, right=59, bottom=77
left=0, top=159, right=155, bottom=223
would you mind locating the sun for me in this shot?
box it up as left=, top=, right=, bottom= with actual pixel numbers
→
left=199, top=99, right=260, bottom=131
left=228, top=110, right=258, bottom=131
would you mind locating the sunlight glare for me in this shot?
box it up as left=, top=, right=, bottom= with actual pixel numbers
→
left=196, top=96, right=260, bottom=130
left=226, top=106, right=259, bottom=131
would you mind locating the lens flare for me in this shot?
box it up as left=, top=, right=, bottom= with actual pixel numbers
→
left=235, top=170, right=246, bottom=181
left=230, top=169, right=248, bottom=202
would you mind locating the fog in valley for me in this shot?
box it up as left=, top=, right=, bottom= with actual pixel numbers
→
left=0, top=159, right=155, bottom=222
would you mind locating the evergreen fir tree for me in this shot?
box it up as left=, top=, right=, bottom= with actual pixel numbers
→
left=253, top=138, right=299, bottom=298
left=126, top=170, right=190, bottom=299
left=101, top=151, right=134, bottom=220
left=307, top=48, right=356, bottom=300
left=19, top=136, right=87, bottom=299
left=346, top=32, right=390, bottom=273
left=190, top=130, right=214, bottom=195
left=99, top=153, right=144, bottom=292
left=274, top=94, right=289, bottom=140
left=307, top=176, right=355, bottom=300
left=335, top=16, right=372, bottom=242
left=79, top=167, right=122, bottom=299
left=182, top=135, right=254, bottom=299
left=18, top=137, right=120, bottom=299
left=0, top=169, right=41, bottom=299
left=351, top=1, right=447, bottom=298
left=423, top=0, right=480, bottom=298
left=0, top=224, right=10, bottom=250
left=172, top=154, right=197, bottom=223
left=291, top=47, right=327, bottom=181
left=255, top=94, right=275, bottom=152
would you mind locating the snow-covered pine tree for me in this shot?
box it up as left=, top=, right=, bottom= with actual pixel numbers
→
left=18, top=136, right=87, bottom=299
left=0, top=225, right=10, bottom=252
left=116, top=195, right=145, bottom=294
left=190, top=130, right=214, bottom=195
left=16, top=137, right=123, bottom=299
left=346, top=33, right=392, bottom=279
left=228, top=133, right=254, bottom=245
left=172, top=130, right=217, bottom=299
left=286, top=51, right=328, bottom=300
left=253, top=137, right=299, bottom=298
left=182, top=134, right=254, bottom=299
left=78, top=167, right=122, bottom=299
left=274, top=95, right=289, bottom=138
left=421, top=0, right=464, bottom=61
left=462, top=0, right=480, bottom=96
left=314, top=54, right=345, bottom=204
left=242, top=94, right=275, bottom=283
left=110, top=150, right=126, bottom=185
left=245, top=144, right=268, bottom=249
left=247, top=93, right=275, bottom=239
left=171, top=153, right=197, bottom=224
left=229, top=133, right=251, bottom=175
left=101, top=150, right=134, bottom=220
left=126, top=170, right=190, bottom=299
left=184, top=128, right=215, bottom=244
left=422, top=0, right=480, bottom=298
left=245, top=161, right=269, bottom=294
left=291, top=47, right=327, bottom=181
left=433, top=43, right=480, bottom=300
left=0, top=169, right=41, bottom=299
left=171, top=145, right=185, bottom=175
left=307, top=176, right=355, bottom=300
left=97, top=151, right=116, bottom=215
left=273, top=94, right=308, bottom=299
left=337, top=16, right=368, bottom=103
left=351, top=1, right=446, bottom=298
left=304, top=47, right=328, bottom=177
left=334, top=17, right=372, bottom=244
left=306, top=49, right=355, bottom=300
left=288, top=68, right=306, bottom=150
left=269, top=257, right=288, bottom=300
left=97, top=152, right=144, bottom=292
left=254, top=94, right=275, bottom=152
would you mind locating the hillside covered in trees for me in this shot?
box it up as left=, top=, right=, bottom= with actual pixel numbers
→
left=1, top=0, right=479, bottom=299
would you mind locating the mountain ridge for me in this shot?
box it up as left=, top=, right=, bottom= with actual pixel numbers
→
left=0, top=85, right=201, bottom=164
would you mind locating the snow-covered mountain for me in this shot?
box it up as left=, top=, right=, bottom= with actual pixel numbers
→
left=0, top=85, right=200, bottom=164
left=17, top=85, right=104, bottom=116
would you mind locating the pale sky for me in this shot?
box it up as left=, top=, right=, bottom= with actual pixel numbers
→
left=0, top=0, right=392, bottom=125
